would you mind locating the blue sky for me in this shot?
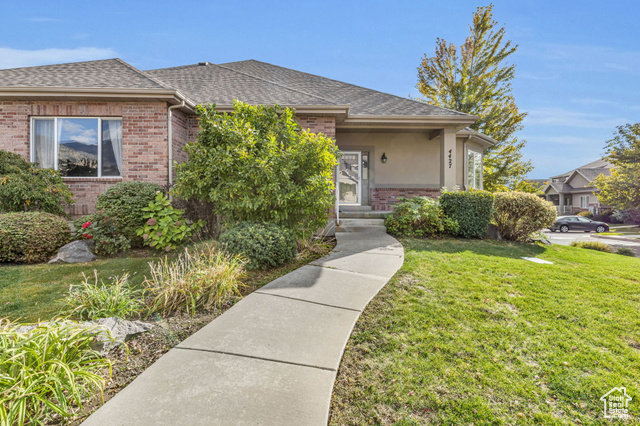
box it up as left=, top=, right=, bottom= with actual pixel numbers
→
left=2, top=0, right=638, bottom=179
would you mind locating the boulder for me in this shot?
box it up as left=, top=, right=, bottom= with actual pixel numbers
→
left=486, top=223, right=502, bottom=240
left=48, top=240, right=97, bottom=264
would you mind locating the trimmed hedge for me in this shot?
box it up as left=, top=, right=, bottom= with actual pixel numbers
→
left=493, top=192, right=557, bottom=242
left=439, top=190, right=494, bottom=239
left=219, top=222, right=297, bottom=270
left=95, top=181, right=163, bottom=248
left=0, top=212, right=71, bottom=263
left=385, top=196, right=458, bottom=237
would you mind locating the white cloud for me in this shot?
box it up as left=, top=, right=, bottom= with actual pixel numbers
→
left=524, top=107, right=628, bottom=129
left=0, top=47, right=117, bottom=69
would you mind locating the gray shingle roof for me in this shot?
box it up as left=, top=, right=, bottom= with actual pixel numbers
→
left=0, top=58, right=170, bottom=90
left=146, top=63, right=338, bottom=106
left=550, top=158, right=613, bottom=180
left=577, top=167, right=611, bottom=181
left=215, top=60, right=469, bottom=117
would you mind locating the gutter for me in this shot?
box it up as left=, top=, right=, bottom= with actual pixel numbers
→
left=167, top=100, right=186, bottom=190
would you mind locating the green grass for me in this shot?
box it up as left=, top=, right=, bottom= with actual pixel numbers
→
left=330, top=238, right=640, bottom=425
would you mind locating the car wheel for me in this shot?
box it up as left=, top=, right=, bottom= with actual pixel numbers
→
left=560, top=225, right=569, bottom=233
left=596, top=225, right=606, bottom=233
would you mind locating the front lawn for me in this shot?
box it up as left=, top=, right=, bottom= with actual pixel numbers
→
left=330, top=239, right=640, bottom=424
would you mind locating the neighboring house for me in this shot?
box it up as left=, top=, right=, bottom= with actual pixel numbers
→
left=0, top=58, right=495, bottom=216
left=543, top=158, right=613, bottom=215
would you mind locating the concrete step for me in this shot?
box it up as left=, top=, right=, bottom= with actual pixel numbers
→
left=336, top=218, right=386, bottom=233
left=339, top=205, right=372, bottom=212
left=339, top=210, right=389, bottom=219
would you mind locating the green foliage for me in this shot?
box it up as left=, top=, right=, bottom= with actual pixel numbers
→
left=576, top=210, right=593, bottom=218
left=0, top=212, right=71, bottom=263
left=0, top=150, right=74, bottom=216
left=136, top=192, right=203, bottom=252
left=74, top=214, right=131, bottom=256
left=569, top=240, right=614, bottom=253
left=173, top=102, right=339, bottom=239
left=384, top=196, right=458, bottom=237
left=0, top=319, right=111, bottom=424
left=60, top=271, right=143, bottom=320
left=493, top=192, right=557, bottom=242
left=95, top=181, right=163, bottom=248
left=416, top=5, right=532, bottom=191
left=144, top=244, right=247, bottom=316
left=616, top=247, right=635, bottom=257
left=219, top=222, right=297, bottom=270
left=439, top=190, right=494, bottom=238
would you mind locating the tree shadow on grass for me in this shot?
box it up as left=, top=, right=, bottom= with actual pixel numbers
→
left=400, top=237, right=547, bottom=260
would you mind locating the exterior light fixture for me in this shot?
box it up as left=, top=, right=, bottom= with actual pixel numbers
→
left=381, top=152, right=387, bottom=163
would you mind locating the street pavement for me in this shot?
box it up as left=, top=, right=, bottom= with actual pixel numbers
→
left=543, top=229, right=640, bottom=255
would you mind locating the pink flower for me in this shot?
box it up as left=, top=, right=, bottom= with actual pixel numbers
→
left=165, top=246, right=171, bottom=252
left=146, top=218, right=157, bottom=226
left=156, top=232, right=162, bottom=237
left=82, top=221, right=91, bottom=229
left=142, top=234, right=149, bottom=240
left=102, top=241, right=107, bottom=244
left=83, top=233, right=93, bottom=239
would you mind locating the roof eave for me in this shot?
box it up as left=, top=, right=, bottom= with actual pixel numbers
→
left=338, top=114, right=477, bottom=130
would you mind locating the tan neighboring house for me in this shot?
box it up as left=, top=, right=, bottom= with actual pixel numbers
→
left=0, top=58, right=496, bottom=216
left=543, top=158, right=613, bottom=214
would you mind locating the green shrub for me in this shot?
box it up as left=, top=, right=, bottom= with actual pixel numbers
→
left=616, top=247, right=636, bottom=257
left=0, top=212, right=71, bottom=263
left=385, top=196, right=458, bottom=237
left=136, top=192, right=203, bottom=252
left=577, top=210, right=593, bottom=218
left=95, top=181, right=162, bottom=248
left=173, top=102, right=339, bottom=239
left=144, top=244, right=247, bottom=316
left=74, top=213, right=131, bottom=256
left=0, top=319, right=111, bottom=424
left=60, top=271, right=143, bottom=320
left=493, top=192, right=557, bottom=242
left=219, top=222, right=297, bottom=270
left=439, top=190, right=494, bottom=238
left=0, top=150, right=74, bottom=216
left=569, top=241, right=613, bottom=253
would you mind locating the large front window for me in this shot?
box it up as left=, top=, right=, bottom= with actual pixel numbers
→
left=31, top=117, right=122, bottom=177
left=467, top=149, right=482, bottom=189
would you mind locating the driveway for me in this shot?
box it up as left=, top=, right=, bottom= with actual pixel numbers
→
left=543, top=230, right=640, bottom=256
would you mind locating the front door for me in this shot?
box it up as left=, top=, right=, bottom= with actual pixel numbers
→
left=338, top=151, right=361, bottom=205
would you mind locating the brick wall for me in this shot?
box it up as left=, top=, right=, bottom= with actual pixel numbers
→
left=371, top=188, right=440, bottom=211
left=171, top=109, right=190, bottom=183
left=0, top=101, right=171, bottom=216
left=297, top=116, right=336, bottom=139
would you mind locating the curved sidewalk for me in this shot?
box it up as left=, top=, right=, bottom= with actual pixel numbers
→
left=84, top=231, right=403, bottom=425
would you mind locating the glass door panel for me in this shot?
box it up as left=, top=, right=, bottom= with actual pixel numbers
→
left=338, top=151, right=361, bottom=205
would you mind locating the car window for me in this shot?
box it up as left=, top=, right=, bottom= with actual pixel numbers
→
left=566, top=217, right=577, bottom=222
left=577, top=217, right=591, bottom=222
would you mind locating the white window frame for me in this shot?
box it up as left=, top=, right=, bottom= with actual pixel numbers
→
left=580, top=195, right=590, bottom=208
left=30, top=117, right=122, bottom=178
left=466, top=148, right=483, bottom=190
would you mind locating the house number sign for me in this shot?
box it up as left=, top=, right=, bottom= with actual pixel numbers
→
left=448, top=149, right=452, bottom=168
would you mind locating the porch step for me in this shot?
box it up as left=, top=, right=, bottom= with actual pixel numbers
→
left=339, top=205, right=372, bottom=212
left=336, top=218, right=387, bottom=233
left=339, top=210, right=389, bottom=219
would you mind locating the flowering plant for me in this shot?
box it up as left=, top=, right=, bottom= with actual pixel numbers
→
left=75, top=213, right=131, bottom=255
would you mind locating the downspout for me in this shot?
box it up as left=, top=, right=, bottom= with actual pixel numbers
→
left=167, top=101, right=185, bottom=192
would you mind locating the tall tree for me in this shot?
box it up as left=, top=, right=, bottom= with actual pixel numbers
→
left=417, top=4, right=532, bottom=192
left=594, top=123, right=640, bottom=211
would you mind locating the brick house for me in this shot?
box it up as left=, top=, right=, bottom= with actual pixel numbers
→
left=0, top=58, right=495, bottom=216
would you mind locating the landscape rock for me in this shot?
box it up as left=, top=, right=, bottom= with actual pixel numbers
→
left=48, top=240, right=97, bottom=264
left=12, top=317, right=153, bottom=354
left=486, top=223, right=502, bottom=240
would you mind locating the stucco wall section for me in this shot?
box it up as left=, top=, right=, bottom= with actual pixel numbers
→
left=0, top=101, right=170, bottom=216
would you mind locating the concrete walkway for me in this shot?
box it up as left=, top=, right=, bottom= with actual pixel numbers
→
left=83, top=231, right=403, bottom=425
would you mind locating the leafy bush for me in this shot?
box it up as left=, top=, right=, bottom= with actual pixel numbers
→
left=219, top=222, right=297, bottom=270
left=137, top=192, right=203, bottom=251
left=385, top=196, right=458, bottom=237
left=0, top=150, right=74, bottom=216
left=74, top=213, right=131, bottom=256
left=60, top=271, right=143, bottom=320
left=493, top=192, right=557, bottom=242
left=95, top=181, right=162, bottom=248
left=612, top=209, right=640, bottom=225
left=569, top=241, right=613, bottom=253
left=173, top=102, right=339, bottom=239
left=172, top=197, right=222, bottom=239
left=144, top=244, right=246, bottom=316
left=616, top=247, right=636, bottom=257
left=577, top=210, right=593, bottom=218
left=439, top=190, right=494, bottom=238
left=593, top=209, right=615, bottom=223
left=0, top=319, right=111, bottom=424
left=0, top=212, right=71, bottom=263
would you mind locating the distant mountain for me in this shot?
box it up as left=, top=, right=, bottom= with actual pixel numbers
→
left=60, top=141, right=97, bottom=155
